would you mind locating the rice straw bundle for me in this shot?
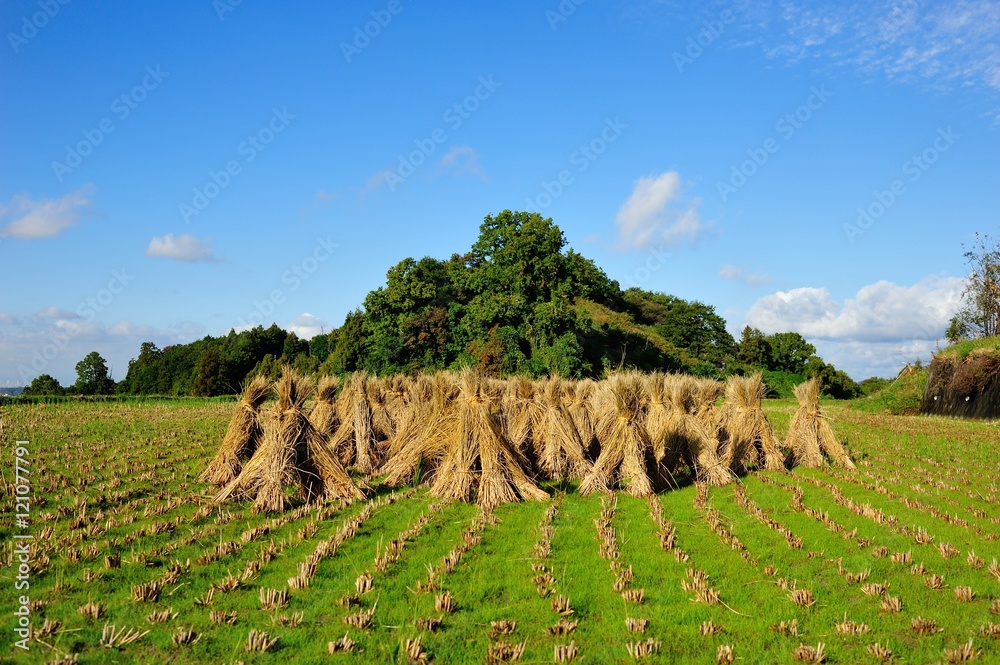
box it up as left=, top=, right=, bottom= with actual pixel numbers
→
left=664, top=376, right=733, bottom=486
left=567, top=379, right=598, bottom=458
left=200, top=375, right=270, bottom=486
left=500, top=377, right=544, bottom=468
left=717, top=374, right=785, bottom=473
left=579, top=374, right=656, bottom=497
left=430, top=370, right=547, bottom=509
left=329, top=372, right=382, bottom=474
left=379, top=372, right=458, bottom=487
left=308, top=375, right=341, bottom=437
left=786, top=379, right=855, bottom=469
left=370, top=375, right=399, bottom=442
left=643, top=373, right=672, bottom=464
left=214, top=369, right=363, bottom=512
left=536, top=377, right=592, bottom=481
left=693, top=378, right=724, bottom=432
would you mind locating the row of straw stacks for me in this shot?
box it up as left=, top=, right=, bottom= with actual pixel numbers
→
left=202, top=369, right=851, bottom=512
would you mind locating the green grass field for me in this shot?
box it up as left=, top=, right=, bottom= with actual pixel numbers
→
left=2, top=399, right=1000, bottom=664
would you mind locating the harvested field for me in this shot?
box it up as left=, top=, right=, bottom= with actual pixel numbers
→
left=2, top=390, right=1000, bottom=664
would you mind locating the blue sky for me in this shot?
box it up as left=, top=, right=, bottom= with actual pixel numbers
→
left=2, top=0, right=999, bottom=386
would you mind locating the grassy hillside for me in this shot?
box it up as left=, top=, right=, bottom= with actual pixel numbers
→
left=851, top=367, right=929, bottom=415
left=4, top=399, right=1000, bottom=663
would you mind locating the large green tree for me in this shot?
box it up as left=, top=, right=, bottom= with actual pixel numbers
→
left=73, top=351, right=116, bottom=395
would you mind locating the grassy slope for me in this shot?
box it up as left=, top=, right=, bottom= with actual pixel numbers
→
left=3, top=399, right=1000, bottom=663
left=572, top=298, right=699, bottom=365
left=851, top=367, right=929, bottom=415
left=935, top=336, right=1000, bottom=360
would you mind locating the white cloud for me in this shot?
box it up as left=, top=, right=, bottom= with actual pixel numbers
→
left=746, top=275, right=963, bottom=342
left=439, top=146, right=486, bottom=180
left=744, top=275, right=964, bottom=378
left=146, top=233, right=218, bottom=262
left=719, top=263, right=772, bottom=286
left=0, top=185, right=93, bottom=239
left=287, top=313, right=326, bottom=339
left=614, top=171, right=706, bottom=251
left=36, top=307, right=80, bottom=320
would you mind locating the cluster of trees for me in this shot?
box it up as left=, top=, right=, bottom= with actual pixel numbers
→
left=24, top=211, right=865, bottom=399
left=23, top=352, right=116, bottom=396
left=735, top=327, right=862, bottom=398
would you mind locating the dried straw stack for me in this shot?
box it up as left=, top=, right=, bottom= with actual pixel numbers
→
left=693, top=378, right=725, bottom=433
left=308, top=375, right=341, bottom=437
left=200, top=375, right=270, bottom=486
left=329, top=371, right=383, bottom=474
left=536, top=377, right=592, bottom=481
left=664, top=376, right=733, bottom=486
left=214, top=369, right=363, bottom=512
left=500, top=376, right=543, bottom=466
left=717, top=374, right=786, bottom=473
left=429, top=370, right=548, bottom=509
left=566, top=379, right=598, bottom=458
left=643, top=373, right=672, bottom=465
left=786, top=379, right=855, bottom=469
left=579, top=373, right=657, bottom=497
left=379, top=372, right=459, bottom=487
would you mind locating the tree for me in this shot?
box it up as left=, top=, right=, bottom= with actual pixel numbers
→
left=24, top=374, right=63, bottom=396
left=121, top=342, right=170, bottom=394
left=623, top=289, right=736, bottom=368
left=192, top=347, right=225, bottom=396
left=767, top=332, right=815, bottom=374
left=948, top=233, right=1000, bottom=341
left=806, top=357, right=861, bottom=399
left=73, top=352, right=115, bottom=395
left=737, top=326, right=772, bottom=367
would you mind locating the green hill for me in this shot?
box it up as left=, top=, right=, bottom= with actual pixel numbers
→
left=119, top=211, right=861, bottom=395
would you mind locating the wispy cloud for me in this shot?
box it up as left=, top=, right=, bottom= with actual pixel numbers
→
left=0, top=185, right=94, bottom=239
left=719, top=263, right=772, bottom=286
left=736, top=1, right=1000, bottom=97
left=438, top=146, right=486, bottom=180
left=146, top=233, right=219, bottom=262
left=36, top=306, right=80, bottom=320
left=614, top=171, right=706, bottom=250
